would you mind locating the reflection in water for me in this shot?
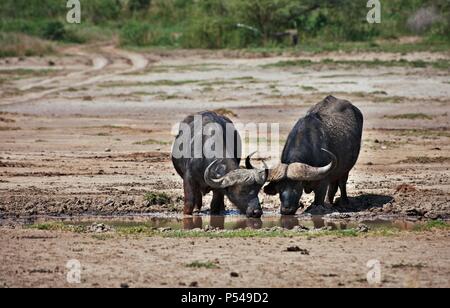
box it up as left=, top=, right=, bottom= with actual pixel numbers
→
left=280, top=216, right=299, bottom=229
left=21, top=214, right=430, bottom=232
left=183, top=216, right=203, bottom=230
left=312, top=216, right=326, bottom=229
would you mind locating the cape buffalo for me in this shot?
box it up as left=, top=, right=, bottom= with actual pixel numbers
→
left=263, top=96, right=363, bottom=215
left=172, top=111, right=267, bottom=218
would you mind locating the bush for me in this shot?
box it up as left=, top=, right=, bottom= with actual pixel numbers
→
left=120, top=20, right=178, bottom=46
left=0, top=32, right=54, bottom=58
left=144, top=192, right=171, bottom=206
left=42, top=21, right=66, bottom=41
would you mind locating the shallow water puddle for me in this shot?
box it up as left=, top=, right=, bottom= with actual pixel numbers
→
left=11, top=213, right=426, bottom=231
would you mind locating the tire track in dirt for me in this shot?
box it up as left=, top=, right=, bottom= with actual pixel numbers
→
left=1, top=45, right=149, bottom=106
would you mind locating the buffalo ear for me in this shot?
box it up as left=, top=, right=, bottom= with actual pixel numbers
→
left=263, top=182, right=278, bottom=195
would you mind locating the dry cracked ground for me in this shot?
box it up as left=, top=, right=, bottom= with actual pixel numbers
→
left=0, top=45, right=449, bottom=288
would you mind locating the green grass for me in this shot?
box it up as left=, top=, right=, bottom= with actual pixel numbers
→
left=28, top=222, right=84, bottom=233
left=263, top=58, right=450, bottom=70
left=301, top=85, right=318, bottom=91
left=99, top=79, right=200, bottom=88
left=133, top=139, right=170, bottom=145
left=144, top=192, right=171, bottom=205
left=0, top=32, right=54, bottom=58
left=384, top=113, right=434, bottom=120
left=24, top=220, right=450, bottom=238
left=386, top=129, right=450, bottom=138
left=413, top=220, right=450, bottom=231
left=186, top=261, right=219, bottom=269
left=399, top=156, right=450, bottom=164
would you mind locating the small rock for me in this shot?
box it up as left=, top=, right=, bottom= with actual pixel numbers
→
left=158, top=227, right=172, bottom=232
left=120, top=283, right=129, bottom=289
left=292, top=225, right=309, bottom=232
left=104, top=148, right=111, bottom=153
left=230, top=272, right=239, bottom=278
left=286, top=246, right=310, bottom=255
left=189, top=281, right=198, bottom=287
left=356, top=224, right=370, bottom=233
left=87, top=223, right=112, bottom=233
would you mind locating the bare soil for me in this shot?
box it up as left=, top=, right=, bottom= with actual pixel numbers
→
left=0, top=45, right=449, bottom=287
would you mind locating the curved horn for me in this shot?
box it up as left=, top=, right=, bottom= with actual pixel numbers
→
left=204, top=160, right=268, bottom=189
left=245, top=151, right=258, bottom=169
left=286, top=148, right=337, bottom=181
left=267, top=148, right=337, bottom=182
left=204, top=160, right=226, bottom=188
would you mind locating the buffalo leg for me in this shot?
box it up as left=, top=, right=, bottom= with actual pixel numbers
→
left=338, top=173, right=350, bottom=205
left=194, top=188, right=203, bottom=212
left=183, top=176, right=198, bottom=215
left=313, top=182, right=328, bottom=206
left=210, top=190, right=225, bottom=215
left=327, top=181, right=339, bottom=205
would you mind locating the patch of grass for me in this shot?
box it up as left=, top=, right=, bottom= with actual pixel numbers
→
left=133, top=139, right=170, bottom=146
left=99, top=79, right=200, bottom=88
left=186, top=261, right=219, bottom=269
left=263, top=58, right=450, bottom=71
left=384, top=113, right=433, bottom=120
left=391, top=262, right=425, bottom=269
left=154, top=94, right=189, bottom=100
left=144, top=192, right=171, bottom=205
left=198, top=80, right=235, bottom=87
left=211, top=108, right=237, bottom=117
left=300, top=85, right=318, bottom=91
left=0, top=126, right=21, bottom=131
left=399, top=156, right=450, bottom=164
left=0, top=32, right=54, bottom=58
left=413, top=220, right=450, bottom=231
left=386, top=129, right=450, bottom=139
left=28, top=222, right=84, bottom=233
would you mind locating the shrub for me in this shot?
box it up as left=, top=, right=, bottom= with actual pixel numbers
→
left=42, top=21, right=66, bottom=41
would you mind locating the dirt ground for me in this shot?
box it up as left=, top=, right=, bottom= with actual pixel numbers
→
left=0, top=45, right=449, bottom=287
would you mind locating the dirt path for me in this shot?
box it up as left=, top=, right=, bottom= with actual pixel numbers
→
left=0, top=228, right=448, bottom=288
left=1, top=45, right=149, bottom=106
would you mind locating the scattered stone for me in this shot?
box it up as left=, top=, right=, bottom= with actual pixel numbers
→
left=395, top=184, right=417, bottom=194
left=292, top=225, right=309, bottom=232
left=120, top=283, right=129, bottom=289
left=286, top=246, right=310, bottom=255
left=406, top=208, right=425, bottom=217
left=189, top=281, right=198, bottom=287
left=356, top=224, right=370, bottom=233
left=87, top=223, right=112, bottom=233
left=104, top=148, right=111, bottom=153
left=230, top=272, right=239, bottom=278
left=158, top=227, right=172, bottom=232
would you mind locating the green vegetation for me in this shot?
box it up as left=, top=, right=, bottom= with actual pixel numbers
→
left=413, top=220, right=450, bottom=231
left=0, top=32, right=54, bottom=57
left=99, top=79, right=200, bottom=88
left=384, top=113, right=434, bottom=120
left=26, top=219, right=450, bottom=238
left=399, top=156, right=450, bottom=164
left=144, top=192, right=171, bottom=205
left=186, top=261, right=219, bottom=269
left=264, top=59, right=450, bottom=70
left=133, top=138, right=170, bottom=145
left=0, top=0, right=448, bottom=53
